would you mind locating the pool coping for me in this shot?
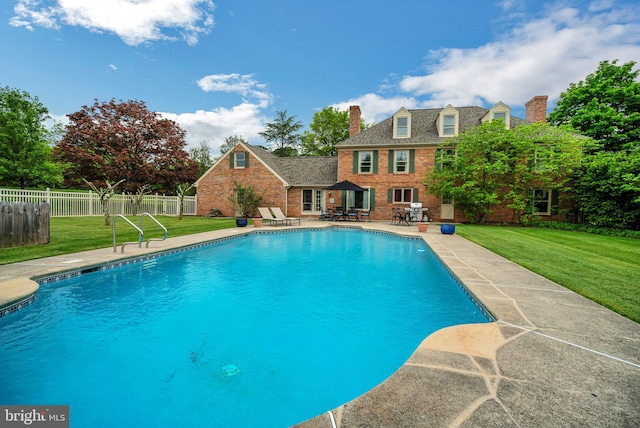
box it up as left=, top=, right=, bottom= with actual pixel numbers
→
left=1, top=220, right=639, bottom=427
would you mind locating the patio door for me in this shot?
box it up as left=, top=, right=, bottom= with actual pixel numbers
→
left=440, top=194, right=454, bottom=220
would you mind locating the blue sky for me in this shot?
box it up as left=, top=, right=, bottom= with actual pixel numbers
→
left=2, top=0, right=639, bottom=155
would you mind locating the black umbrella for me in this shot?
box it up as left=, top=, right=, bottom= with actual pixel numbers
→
left=326, top=180, right=366, bottom=191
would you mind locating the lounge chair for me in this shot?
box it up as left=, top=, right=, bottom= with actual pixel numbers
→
left=270, top=207, right=301, bottom=226
left=258, top=207, right=288, bottom=226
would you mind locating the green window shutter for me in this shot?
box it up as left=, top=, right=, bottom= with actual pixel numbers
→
left=551, top=190, right=559, bottom=215
left=341, top=191, right=347, bottom=208
left=409, top=150, right=415, bottom=173
left=387, top=188, right=393, bottom=202
left=525, top=189, right=534, bottom=214
left=412, top=188, right=419, bottom=202
left=229, top=153, right=234, bottom=169
left=369, top=188, right=376, bottom=210
left=245, top=153, right=249, bottom=168
left=353, top=151, right=359, bottom=173
left=373, top=150, right=378, bottom=174
left=388, top=150, right=395, bottom=173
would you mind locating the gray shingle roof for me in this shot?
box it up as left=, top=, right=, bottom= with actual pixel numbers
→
left=337, top=106, right=526, bottom=147
left=248, top=145, right=338, bottom=187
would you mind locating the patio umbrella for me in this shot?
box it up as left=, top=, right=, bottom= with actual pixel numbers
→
left=326, top=180, right=366, bottom=191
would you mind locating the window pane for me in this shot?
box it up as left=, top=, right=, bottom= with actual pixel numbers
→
left=360, top=151, right=372, bottom=173
left=533, top=189, right=550, bottom=214
left=443, top=115, right=455, bottom=135
left=395, top=150, right=408, bottom=172
left=314, top=190, right=323, bottom=212
left=396, top=117, right=407, bottom=136
left=394, top=189, right=402, bottom=202
left=235, top=153, right=245, bottom=168
left=403, top=189, right=412, bottom=202
left=302, top=189, right=312, bottom=211
left=494, top=112, right=506, bottom=121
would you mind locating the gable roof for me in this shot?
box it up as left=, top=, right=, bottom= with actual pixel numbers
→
left=195, top=142, right=337, bottom=188
left=250, top=145, right=338, bottom=186
left=337, top=106, right=526, bottom=148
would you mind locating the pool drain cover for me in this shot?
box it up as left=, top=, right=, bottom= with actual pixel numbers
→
left=221, top=364, right=240, bottom=377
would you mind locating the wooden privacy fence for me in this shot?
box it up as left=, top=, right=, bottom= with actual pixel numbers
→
left=0, top=201, right=50, bottom=248
left=0, top=188, right=197, bottom=217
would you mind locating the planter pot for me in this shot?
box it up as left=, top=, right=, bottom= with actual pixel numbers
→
left=417, top=222, right=428, bottom=233
left=253, top=219, right=262, bottom=228
left=440, top=224, right=455, bottom=234
left=235, top=218, right=248, bottom=227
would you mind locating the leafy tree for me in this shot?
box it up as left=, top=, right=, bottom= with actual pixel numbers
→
left=300, top=106, right=364, bottom=156
left=219, top=135, right=245, bottom=156
left=0, top=86, right=65, bottom=188
left=228, top=181, right=263, bottom=218
left=259, top=110, right=302, bottom=157
left=189, top=141, right=214, bottom=176
left=547, top=60, right=640, bottom=152
left=572, top=150, right=640, bottom=230
left=54, top=99, right=199, bottom=194
left=425, top=121, right=583, bottom=223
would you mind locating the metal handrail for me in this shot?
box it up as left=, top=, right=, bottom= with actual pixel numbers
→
left=140, top=212, right=168, bottom=247
left=113, top=214, right=144, bottom=253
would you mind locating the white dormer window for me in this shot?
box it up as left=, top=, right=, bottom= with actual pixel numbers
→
left=438, top=105, right=459, bottom=137
left=393, top=108, right=411, bottom=138
left=482, top=102, right=511, bottom=129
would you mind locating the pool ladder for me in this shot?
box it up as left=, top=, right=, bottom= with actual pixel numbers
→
left=112, top=213, right=168, bottom=253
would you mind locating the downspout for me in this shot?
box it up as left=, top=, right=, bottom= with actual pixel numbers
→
left=284, top=185, right=291, bottom=215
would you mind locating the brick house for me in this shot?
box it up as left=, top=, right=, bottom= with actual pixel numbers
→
left=195, top=96, right=552, bottom=222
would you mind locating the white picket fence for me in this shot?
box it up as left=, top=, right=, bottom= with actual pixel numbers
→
left=0, top=188, right=197, bottom=217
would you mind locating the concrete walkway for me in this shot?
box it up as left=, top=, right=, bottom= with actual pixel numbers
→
left=1, top=220, right=639, bottom=427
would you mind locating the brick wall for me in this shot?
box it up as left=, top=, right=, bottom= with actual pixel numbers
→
left=525, top=95, right=548, bottom=123
left=196, top=146, right=287, bottom=216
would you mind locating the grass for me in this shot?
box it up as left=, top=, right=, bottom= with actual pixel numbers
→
left=455, top=224, right=640, bottom=324
left=0, top=216, right=236, bottom=265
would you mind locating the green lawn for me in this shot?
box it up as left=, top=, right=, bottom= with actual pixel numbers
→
left=456, top=224, right=640, bottom=324
left=0, top=216, right=236, bottom=265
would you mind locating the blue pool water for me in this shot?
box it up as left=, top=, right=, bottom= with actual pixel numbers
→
left=0, top=228, right=490, bottom=427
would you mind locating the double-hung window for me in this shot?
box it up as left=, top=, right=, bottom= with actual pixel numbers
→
left=396, top=117, right=408, bottom=137
left=435, top=148, right=455, bottom=171
left=494, top=112, right=506, bottom=122
left=394, top=150, right=408, bottom=173
left=359, top=151, right=373, bottom=173
left=532, top=189, right=551, bottom=215
left=443, top=115, right=455, bottom=135
left=393, top=188, right=413, bottom=203
left=234, top=152, right=246, bottom=169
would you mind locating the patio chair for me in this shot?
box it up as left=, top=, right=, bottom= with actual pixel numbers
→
left=319, top=208, right=334, bottom=220
left=258, top=207, right=288, bottom=226
left=391, top=208, right=404, bottom=225
left=347, top=208, right=360, bottom=221
left=270, top=207, right=301, bottom=226
left=360, top=210, right=371, bottom=222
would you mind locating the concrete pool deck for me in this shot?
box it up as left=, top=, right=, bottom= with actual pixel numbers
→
left=1, top=220, right=639, bottom=427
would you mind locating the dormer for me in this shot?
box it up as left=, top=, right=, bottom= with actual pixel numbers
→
left=393, top=108, right=411, bottom=139
left=482, top=101, right=511, bottom=129
left=437, top=105, right=459, bottom=137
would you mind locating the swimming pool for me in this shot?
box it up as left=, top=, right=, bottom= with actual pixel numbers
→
left=0, top=228, right=491, bottom=427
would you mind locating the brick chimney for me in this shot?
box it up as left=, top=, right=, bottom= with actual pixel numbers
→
left=525, top=95, right=548, bottom=123
left=349, top=105, right=361, bottom=137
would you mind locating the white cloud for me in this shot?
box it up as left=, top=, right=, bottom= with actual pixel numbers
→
left=10, top=0, right=216, bottom=46
left=196, top=73, right=272, bottom=107
left=331, top=94, right=423, bottom=125
left=341, top=1, right=640, bottom=121
left=160, top=103, right=267, bottom=155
